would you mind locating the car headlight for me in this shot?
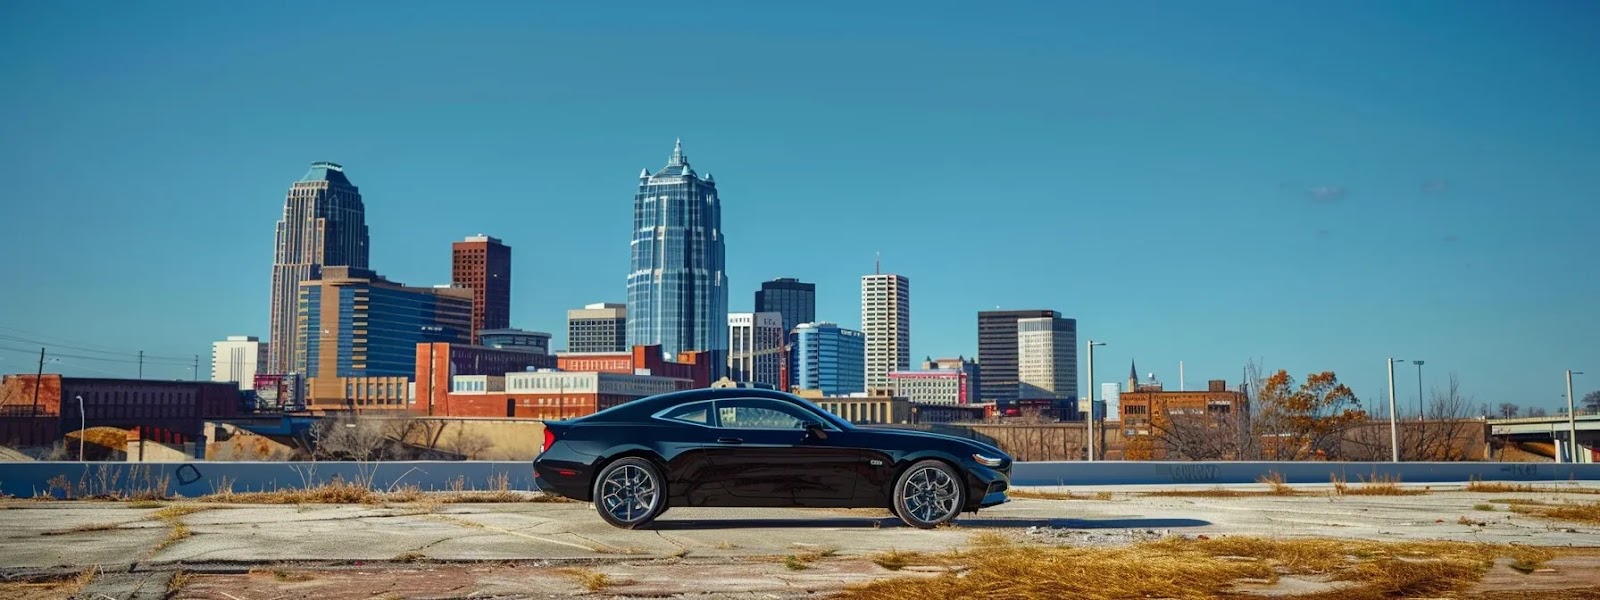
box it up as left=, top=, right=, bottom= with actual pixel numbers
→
left=972, top=453, right=1003, bottom=467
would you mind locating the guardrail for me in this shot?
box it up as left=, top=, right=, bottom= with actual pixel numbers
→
left=2, top=460, right=1598, bottom=499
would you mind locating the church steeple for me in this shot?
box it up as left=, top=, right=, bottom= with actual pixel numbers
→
left=1128, top=360, right=1138, bottom=391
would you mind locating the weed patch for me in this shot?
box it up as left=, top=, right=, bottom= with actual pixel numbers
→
left=839, top=537, right=1555, bottom=600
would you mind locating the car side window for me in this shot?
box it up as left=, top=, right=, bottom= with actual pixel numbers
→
left=658, top=401, right=713, bottom=426
left=715, top=399, right=817, bottom=430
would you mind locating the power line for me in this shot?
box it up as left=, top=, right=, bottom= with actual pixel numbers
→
left=0, top=344, right=194, bottom=367
left=0, top=333, right=192, bottom=362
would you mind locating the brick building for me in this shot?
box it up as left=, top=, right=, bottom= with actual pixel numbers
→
left=439, top=370, right=693, bottom=419
left=452, top=235, right=512, bottom=344
left=1119, top=375, right=1248, bottom=457
left=555, top=345, right=712, bottom=388
left=414, top=342, right=557, bottom=415
left=0, top=375, right=242, bottom=444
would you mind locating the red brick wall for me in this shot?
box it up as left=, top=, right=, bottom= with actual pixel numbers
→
left=0, top=374, right=63, bottom=416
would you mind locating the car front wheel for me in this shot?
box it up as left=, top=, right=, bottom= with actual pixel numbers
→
left=592, top=457, right=666, bottom=529
left=892, top=459, right=965, bottom=529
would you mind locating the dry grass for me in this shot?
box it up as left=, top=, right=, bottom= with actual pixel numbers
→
left=394, top=551, right=426, bottom=563
left=127, top=500, right=165, bottom=509
left=1257, top=471, right=1294, bottom=495
left=167, top=570, right=193, bottom=594
left=1511, top=501, right=1600, bottom=525
left=1144, top=488, right=1310, bottom=498
left=870, top=549, right=915, bottom=571
left=713, top=541, right=739, bottom=550
left=43, top=522, right=122, bottom=536
left=197, top=475, right=570, bottom=506
left=559, top=568, right=622, bottom=592
left=1475, top=503, right=1497, bottom=511
left=1007, top=489, right=1114, bottom=501
left=147, top=504, right=208, bottom=553
left=1468, top=479, right=1600, bottom=495
left=842, top=536, right=1555, bottom=600
left=970, top=532, right=1011, bottom=547
left=1331, top=473, right=1428, bottom=496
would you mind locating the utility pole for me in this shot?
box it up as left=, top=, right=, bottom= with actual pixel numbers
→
left=31, top=347, right=44, bottom=416
left=193, top=355, right=199, bottom=381
left=1387, top=357, right=1403, bottom=462
left=1567, top=370, right=1584, bottom=464
left=138, top=351, right=143, bottom=379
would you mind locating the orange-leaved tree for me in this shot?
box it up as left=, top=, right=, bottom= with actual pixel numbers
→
left=1254, top=370, right=1366, bottom=460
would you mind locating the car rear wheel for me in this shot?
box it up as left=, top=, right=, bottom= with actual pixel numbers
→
left=592, top=457, right=666, bottom=529
left=892, top=459, right=965, bottom=529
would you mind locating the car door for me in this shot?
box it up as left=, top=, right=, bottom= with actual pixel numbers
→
left=650, top=400, right=736, bottom=506
left=708, top=398, right=860, bottom=503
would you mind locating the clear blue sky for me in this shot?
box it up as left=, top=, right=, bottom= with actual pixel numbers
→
left=1, top=1, right=1596, bottom=412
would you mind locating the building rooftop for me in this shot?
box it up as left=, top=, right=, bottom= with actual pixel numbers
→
left=298, top=161, right=351, bottom=185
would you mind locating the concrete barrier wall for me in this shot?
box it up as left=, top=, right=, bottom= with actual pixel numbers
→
left=0, top=461, right=536, bottom=499
left=1010, top=461, right=1600, bottom=486
left=4, top=460, right=1600, bottom=498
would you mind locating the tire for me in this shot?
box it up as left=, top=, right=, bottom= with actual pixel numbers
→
left=892, top=459, right=966, bottom=529
left=592, top=457, right=667, bottom=529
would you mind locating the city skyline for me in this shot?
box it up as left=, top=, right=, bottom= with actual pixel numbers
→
left=1, top=2, right=1597, bottom=410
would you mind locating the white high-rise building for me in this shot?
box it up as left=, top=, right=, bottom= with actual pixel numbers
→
left=861, top=273, right=910, bottom=391
left=1101, top=382, right=1121, bottom=421
left=212, top=335, right=267, bottom=390
left=727, top=312, right=785, bottom=388
left=1017, top=316, right=1077, bottom=401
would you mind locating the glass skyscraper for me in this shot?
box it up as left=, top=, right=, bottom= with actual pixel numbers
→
left=755, top=278, right=816, bottom=334
left=268, top=162, right=369, bottom=375
left=627, top=140, right=728, bottom=377
left=794, top=322, right=865, bottom=396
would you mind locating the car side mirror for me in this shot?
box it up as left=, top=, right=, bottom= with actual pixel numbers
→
left=803, top=421, right=828, bottom=440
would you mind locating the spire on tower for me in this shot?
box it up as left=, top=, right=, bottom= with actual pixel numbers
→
left=668, top=137, right=687, bottom=167
left=1129, top=360, right=1138, bottom=382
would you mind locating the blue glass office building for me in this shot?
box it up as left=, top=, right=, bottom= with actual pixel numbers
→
left=794, top=322, right=865, bottom=396
left=295, top=267, right=472, bottom=378
left=627, top=140, right=728, bottom=377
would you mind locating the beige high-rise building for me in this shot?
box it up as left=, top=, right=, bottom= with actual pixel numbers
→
left=267, top=162, right=369, bottom=374
left=861, top=273, right=910, bottom=391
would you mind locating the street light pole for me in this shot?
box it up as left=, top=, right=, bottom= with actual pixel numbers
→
left=1567, top=370, right=1584, bottom=464
left=75, top=395, right=85, bottom=461
left=1086, top=341, right=1106, bottom=462
left=1387, top=357, right=1403, bottom=462
left=1414, top=360, right=1426, bottom=422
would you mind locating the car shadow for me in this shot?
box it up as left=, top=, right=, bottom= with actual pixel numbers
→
left=648, top=517, right=1210, bottom=530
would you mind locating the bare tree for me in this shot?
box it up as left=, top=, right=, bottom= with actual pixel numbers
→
left=1528, top=407, right=1549, bottom=418
left=444, top=427, right=493, bottom=460
left=1398, top=373, right=1480, bottom=461
left=1584, top=390, right=1600, bottom=413
left=311, top=414, right=394, bottom=461
left=1497, top=403, right=1520, bottom=419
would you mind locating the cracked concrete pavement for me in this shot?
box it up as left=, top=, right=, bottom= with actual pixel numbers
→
left=2, top=483, right=1598, bottom=598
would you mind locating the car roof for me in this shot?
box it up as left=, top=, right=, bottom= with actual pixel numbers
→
left=582, top=387, right=835, bottom=423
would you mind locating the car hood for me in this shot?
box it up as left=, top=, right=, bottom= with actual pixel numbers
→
left=860, top=427, right=1011, bottom=460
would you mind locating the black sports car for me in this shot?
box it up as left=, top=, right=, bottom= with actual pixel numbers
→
left=533, top=387, right=1013, bottom=529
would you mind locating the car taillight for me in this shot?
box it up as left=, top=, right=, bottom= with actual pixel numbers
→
left=541, top=428, right=555, bottom=454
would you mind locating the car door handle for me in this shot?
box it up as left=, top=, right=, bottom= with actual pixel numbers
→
left=716, top=437, right=743, bottom=445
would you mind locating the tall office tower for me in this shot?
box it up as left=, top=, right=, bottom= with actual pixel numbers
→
left=977, top=309, right=1059, bottom=405
left=727, top=312, right=784, bottom=388
left=1016, top=314, right=1079, bottom=413
left=268, top=161, right=369, bottom=374
left=626, top=139, right=728, bottom=378
left=211, top=335, right=267, bottom=390
left=452, top=235, right=511, bottom=343
left=755, top=278, right=815, bottom=333
left=567, top=303, right=627, bottom=352
left=861, top=272, right=910, bottom=391
left=793, top=322, right=865, bottom=396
